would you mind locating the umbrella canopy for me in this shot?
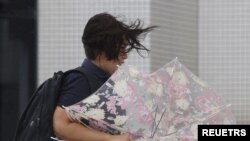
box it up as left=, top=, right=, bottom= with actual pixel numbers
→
left=64, top=62, right=156, bottom=138
left=143, top=58, right=236, bottom=140
left=64, top=58, right=236, bottom=140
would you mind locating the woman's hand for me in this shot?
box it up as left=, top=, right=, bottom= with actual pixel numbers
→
left=108, top=134, right=133, bottom=141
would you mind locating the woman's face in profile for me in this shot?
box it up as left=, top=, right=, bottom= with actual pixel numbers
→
left=104, top=43, right=129, bottom=74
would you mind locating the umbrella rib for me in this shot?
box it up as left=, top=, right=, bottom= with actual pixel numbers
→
left=161, top=104, right=233, bottom=138
left=64, top=106, right=128, bottom=134
left=197, top=104, right=232, bottom=122
left=151, top=107, right=167, bottom=138
left=150, top=105, right=158, bottom=137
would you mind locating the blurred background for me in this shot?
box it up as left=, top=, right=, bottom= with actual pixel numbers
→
left=1, top=0, right=250, bottom=140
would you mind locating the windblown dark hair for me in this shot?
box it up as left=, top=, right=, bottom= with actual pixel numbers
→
left=82, top=12, right=157, bottom=60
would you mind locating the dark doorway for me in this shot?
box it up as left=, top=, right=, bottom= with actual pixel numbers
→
left=0, top=0, right=37, bottom=140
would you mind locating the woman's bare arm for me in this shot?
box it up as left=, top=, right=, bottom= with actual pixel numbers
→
left=53, top=106, right=132, bottom=141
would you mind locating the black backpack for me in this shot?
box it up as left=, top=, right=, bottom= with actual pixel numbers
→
left=13, top=67, right=102, bottom=141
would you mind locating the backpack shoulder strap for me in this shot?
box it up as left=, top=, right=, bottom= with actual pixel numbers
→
left=66, top=67, right=102, bottom=93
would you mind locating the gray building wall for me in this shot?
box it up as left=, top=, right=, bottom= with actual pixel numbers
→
left=150, top=0, right=250, bottom=124
left=38, top=0, right=151, bottom=84
left=199, top=0, right=250, bottom=124
left=150, top=0, right=199, bottom=74
left=39, top=0, right=250, bottom=124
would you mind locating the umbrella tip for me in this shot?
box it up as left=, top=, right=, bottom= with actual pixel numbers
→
left=173, top=57, right=180, bottom=64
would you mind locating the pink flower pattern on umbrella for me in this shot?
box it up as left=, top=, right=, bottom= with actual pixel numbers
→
left=64, top=58, right=236, bottom=141
left=106, top=96, right=117, bottom=114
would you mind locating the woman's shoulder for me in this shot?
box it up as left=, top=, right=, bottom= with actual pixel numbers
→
left=63, top=71, right=89, bottom=86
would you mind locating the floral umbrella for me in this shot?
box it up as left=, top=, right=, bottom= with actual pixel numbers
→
left=64, top=62, right=156, bottom=138
left=141, top=58, right=236, bottom=140
left=64, top=58, right=236, bottom=141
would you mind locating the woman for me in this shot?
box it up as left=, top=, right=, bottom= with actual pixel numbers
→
left=53, top=12, right=156, bottom=141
